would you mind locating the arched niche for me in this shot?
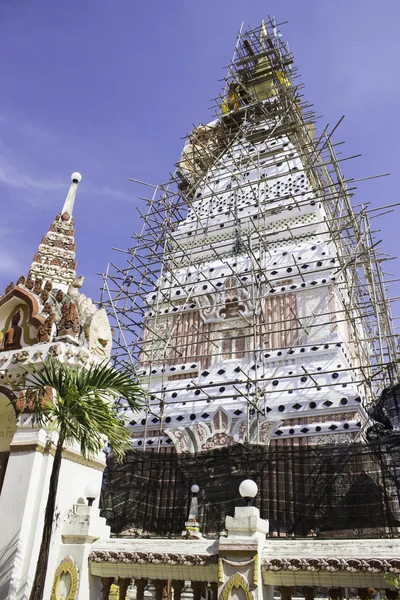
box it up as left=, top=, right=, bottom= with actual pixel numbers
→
left=0, top=287, right=44, bottom=350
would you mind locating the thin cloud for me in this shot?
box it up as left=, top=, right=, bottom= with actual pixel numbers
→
left=0, top=157, right=65, bottom=193
left=0, top=246, right=23, bottom=278
left=0, top=154, right=135, bottom=206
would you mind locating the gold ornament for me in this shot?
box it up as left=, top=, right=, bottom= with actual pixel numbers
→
left=50, top=556, right=79, bottom=600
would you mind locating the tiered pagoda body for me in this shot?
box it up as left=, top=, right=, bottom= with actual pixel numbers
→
left=109, top=22, right=397, bottom=456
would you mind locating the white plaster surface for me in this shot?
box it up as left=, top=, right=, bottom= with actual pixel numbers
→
left=0, top=426, right=105, bottom=600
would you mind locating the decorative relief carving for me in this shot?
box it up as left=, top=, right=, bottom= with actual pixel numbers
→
left=202, top=431, right=235, bottom=451
left=33, top=279, right=43, bottom=295
left=16, top=275, right=26, bottom=286
left=57, top=302, right=80, bottom=338
left=48, top=344, right=62, bottom=357
left=25, top=276, right=34, bottom=290
left=77, top=349, right=89, bottom=363
left=194, top=422, right=209, bottom=442
left=88, top=550, right=217, bottom=566
left=220, top=556, right=258, bottom=586
left=297, top=288, right=331, bottom=344
left=50, top=556, right=79, bottom=600
left=165, top=427, right=194, bottom=453
left=64, top=347, right=76, bottom=359
left=220, top=573, right=253, bottom=600
left=85, top=309, right=112, bottom=359
left=197, top=276, right=253, bottom=323
left=259, top=420, right=277, bottom=444
left=11, top=350, right=30, bottom=363
left=15, top=388, right=52, bottom=413
left=308, top=433, right=352, bottom=446
left=263, top=557, right=400, bottom=573
left=37, top=313, right=56, bottom=343
left=43, top=302, right=53, bottom=315
left=4, top=282, right=14, bottom=295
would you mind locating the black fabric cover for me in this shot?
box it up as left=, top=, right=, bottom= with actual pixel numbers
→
left=100, top=437, right=400, bottom=537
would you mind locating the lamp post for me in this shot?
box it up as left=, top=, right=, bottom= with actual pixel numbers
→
left=239, top=479, right=258, bottom=506
left=84, top=484, right=99, bottom=507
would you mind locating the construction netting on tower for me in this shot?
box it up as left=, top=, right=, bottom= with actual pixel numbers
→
left=99, top=18, right=400, bottom=459
left=101, top=433, right=400, bottom=537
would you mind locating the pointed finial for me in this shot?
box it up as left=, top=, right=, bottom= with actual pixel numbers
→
left=62, top=172, right=82, bottom=217
left=183, top=484, right=202, bottom=538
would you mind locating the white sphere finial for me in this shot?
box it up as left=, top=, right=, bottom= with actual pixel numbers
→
left=191, top=484, right=200, bottom=494
left=84, top=484, right=98, bottom=507
left=71, top=172, right=82, bottom=183
left=239, top=479, right=258, bottom=499
left=84, top=484, right=98, bottom=500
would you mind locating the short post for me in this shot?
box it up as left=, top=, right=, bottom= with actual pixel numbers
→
left=183, top=484, right=202, bottom=538
left=218, top=479, right=269, bottom=600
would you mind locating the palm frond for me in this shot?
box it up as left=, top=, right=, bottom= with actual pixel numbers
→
left=23, top=359, right=144, bottom=460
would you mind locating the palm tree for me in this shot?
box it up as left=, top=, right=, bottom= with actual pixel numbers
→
left=23, top=358, right=143, bottom=600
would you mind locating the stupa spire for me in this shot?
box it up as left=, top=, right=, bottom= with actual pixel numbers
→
left=61, top=172, right=82, bottom=217
left=28, top=172, right=82, bottom=291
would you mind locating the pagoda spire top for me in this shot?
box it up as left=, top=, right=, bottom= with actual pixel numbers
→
left=27, top=172, right=82, bottom=291
left=61, top=172, right=82, bottom=218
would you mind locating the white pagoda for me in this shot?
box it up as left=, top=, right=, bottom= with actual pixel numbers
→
left=103, top=21, right=398, bottom=456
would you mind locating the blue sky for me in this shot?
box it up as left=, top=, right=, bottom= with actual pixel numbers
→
left=1, top=0, right=400, bottom=321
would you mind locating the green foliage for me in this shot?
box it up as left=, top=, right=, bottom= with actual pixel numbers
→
left=25, top=359, right=143, bottom=461
left=385, top=573, right=400, bottom=591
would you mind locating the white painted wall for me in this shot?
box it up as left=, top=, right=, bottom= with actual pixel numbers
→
left=0, top=425, right=105, bottom=600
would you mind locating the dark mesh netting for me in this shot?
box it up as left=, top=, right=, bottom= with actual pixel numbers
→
left=100, top=436, right=400, bottom=537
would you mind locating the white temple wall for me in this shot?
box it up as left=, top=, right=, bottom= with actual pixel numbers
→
left=0, top=426, right=104, bottom=600
left=0, top=428, right=53, bottom=600
left=42, top=450, right=104, bottom=600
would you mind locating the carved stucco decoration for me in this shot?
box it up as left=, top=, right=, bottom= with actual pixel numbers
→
left=166, top=408, right=280, bottom=453
left=219, top=556, right=258, bottom=586
left=88, top=550, right=218, bottom=565
left=164, top=426, right=194, bottom=454
left=202, top=431, right=235, bottom=451
left=263, top=557, right=400, bottom=573
left=48, top=344, right=63, bottom=357
left=220, top=573, right=253, bottom=600
left=11, top=350, right=30, bottom=363
left=50, top=555, right=79, bottom=600
left=197, top=276, right=253, bottom=323
left=85, top=309, right=112, bottom=359
left=141, top=316, right=173, bottom=363
left=57, top=302, right=80, bottom=338
left=77, top=349, right=90, bottom=364
left=37, top=313, right=56, bottom=343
